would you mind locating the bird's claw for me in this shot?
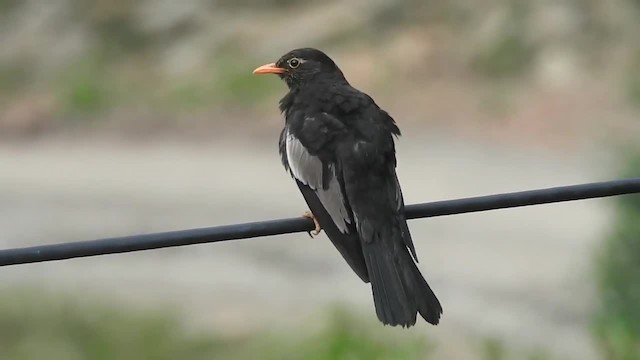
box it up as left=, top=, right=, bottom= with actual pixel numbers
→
left=303, top=210, right=322, bottom=237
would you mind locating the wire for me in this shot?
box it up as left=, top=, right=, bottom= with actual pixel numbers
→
left=1, top=178, right=639, bottom=267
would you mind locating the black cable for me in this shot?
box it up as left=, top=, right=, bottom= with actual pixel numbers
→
left=1, top=178, right=639, bottom=267
left=405, top=177, right=640, bottom=218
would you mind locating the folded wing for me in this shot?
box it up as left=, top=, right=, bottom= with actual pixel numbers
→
left=280, top=121, right=369, bottom=282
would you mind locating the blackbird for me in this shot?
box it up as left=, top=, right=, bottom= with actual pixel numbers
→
left=253, top=48, right=442, bottom=327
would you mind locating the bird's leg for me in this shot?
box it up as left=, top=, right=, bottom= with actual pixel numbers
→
left=302, top=210, right=322, bottom=237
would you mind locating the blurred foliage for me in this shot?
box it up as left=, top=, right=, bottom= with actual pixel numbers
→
left=483, top=338, right=509, bottom=360
left=69, top=0, right=153, bottom=58
left=55, top=57, right=114, bottom=116
left=480, top=338, right=554, bottom=360
left=626, top=50, right=640, bottom=108
left=593, top=150, right=640, bottom=359
left=48, top=50, right=278, bottom=117
left=471, top=33, right=535, bottom=79
left=264, top=307, right=431, bottom=360
left=367, top=0, right=468, bottom=32
left=207, top=0, right=304, bottom=9
left=471, top=0, right=535, bottom=79
left=0, top=290, right=223, bottom=360
left=157, top=58, right=280, bottom=112
left=0, top=291, right=432, bottom=360
left=0, top=0, right=18, bottom=15
left=0, top=0, right=639, bottom=130
left=0, top=289, right=564, bottom=360
left=163, top=81, right=217, bottom=112
left=213, top=56, right=282, bottom=106
left=0, top=60, right=33, bottom=95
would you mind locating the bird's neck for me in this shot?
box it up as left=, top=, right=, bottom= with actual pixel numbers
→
left=278, top=89, right=297, bottom=115
left=287, top=70, right=347, bottom=90
left=279, top=75, right=349, bottom=116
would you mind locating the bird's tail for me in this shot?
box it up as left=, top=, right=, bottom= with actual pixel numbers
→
left=361, top=225, right=442, bottom=327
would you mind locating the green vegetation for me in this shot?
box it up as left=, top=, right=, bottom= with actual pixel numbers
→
left=593, top=150, right=640, bottom=359
left=0, top=0, right=638, bottom=129
left=0, top=0, right=18, bottom=15
left=69, top=0, right=152, bottom=58
left=482, top=338, right=509, bottom=360
left=626, top=50, right=640, bottom=109
left=479, top=338, right=554, bottom=360
left=471, top=33, right=535, bottom=79
left=0, top=60, right=32, bottom=94
left=157, top=57, right=280, bottom=113
left=213, top=56, right=282, bottom=106
left=0, top=292, right=432, bottom=360
left=267, top=308, right=432, bottom=360
left=49, top=50, right=279, bottom=117
left=0, top=290, right=221, bottom=360
left=56, top=57, right=114, bottom=117
left=470, top=0, right=535, bottom=79
left=0, top=290, right=565, bottom=360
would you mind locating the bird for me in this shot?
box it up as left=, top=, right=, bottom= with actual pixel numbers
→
left=253, top=48, right=442, bottom=327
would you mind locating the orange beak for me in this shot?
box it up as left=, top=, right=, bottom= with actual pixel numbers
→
left=253, top=63, right=286, bottom=75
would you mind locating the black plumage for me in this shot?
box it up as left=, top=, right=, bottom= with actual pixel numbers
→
left=253, top=48, right=442, bottom=327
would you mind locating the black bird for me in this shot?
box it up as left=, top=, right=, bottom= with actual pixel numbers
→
left=253, top=48, right=442, bottom=327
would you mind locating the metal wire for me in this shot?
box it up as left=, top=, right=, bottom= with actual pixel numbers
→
left=1, top=178, right=639, bottom=267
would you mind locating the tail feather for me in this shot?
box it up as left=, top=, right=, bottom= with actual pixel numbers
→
left=411, top=257, right=443, bottom=325
left=361, top=224, right=442, bottom=327
left=365, top=248, right=417, bottom=326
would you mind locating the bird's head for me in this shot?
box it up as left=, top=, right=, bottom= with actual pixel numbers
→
left=253, top=48, right=345, bottom=88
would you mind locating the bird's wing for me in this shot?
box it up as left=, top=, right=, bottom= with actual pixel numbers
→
left=342, top=135, right=442, bottom=326
left=338, top=107, right=441, bottom=326
left=280, top=114, right=369, bottom=282
left=285, top=133, right=352, bottom=233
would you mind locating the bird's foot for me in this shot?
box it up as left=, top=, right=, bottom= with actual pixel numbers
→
left=302, top=210, right=322, bottom=237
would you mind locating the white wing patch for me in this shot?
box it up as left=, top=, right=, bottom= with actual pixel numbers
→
left=316, top=166, right=352, bottom=233
left=286, top=132, right=352, bottom=233
left=286, top=132, right=323, bottom=189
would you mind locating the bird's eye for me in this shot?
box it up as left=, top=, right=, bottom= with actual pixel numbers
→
left=288, top=58, right=301, bottom=68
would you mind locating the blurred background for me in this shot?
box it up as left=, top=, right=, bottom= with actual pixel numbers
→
left=0, top=0, right=639, bottom=359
